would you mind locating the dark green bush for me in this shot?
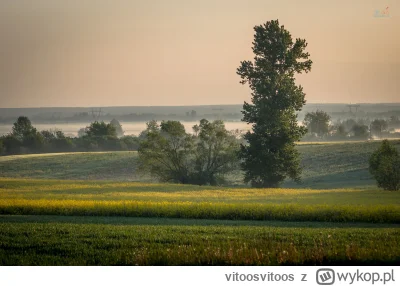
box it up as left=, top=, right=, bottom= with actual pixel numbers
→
left=369, top=140, right=400, bottom=191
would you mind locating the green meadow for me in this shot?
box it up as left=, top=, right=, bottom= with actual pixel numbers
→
left=0, top=140, right=399, bottom=265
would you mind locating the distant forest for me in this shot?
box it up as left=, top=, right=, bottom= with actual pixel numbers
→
left=1, top=103, right=400, bottom=124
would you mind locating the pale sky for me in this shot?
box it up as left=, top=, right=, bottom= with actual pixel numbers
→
left=0, top=0, right=399, bottom=108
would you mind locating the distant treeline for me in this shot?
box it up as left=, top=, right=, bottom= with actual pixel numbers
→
left=0, top=117, right=140, bottom=156
left=302, top=111, right=400, bottom=141
left=2, top=113, right=400, bottom=156
left=1, top=104, right=400, bottom=124
left=0, top=112, right=243, bottom=124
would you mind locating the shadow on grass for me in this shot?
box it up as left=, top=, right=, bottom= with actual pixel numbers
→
left=1, top=215, right=399, bottom=228
left=283, top=168, right=376, bottom=190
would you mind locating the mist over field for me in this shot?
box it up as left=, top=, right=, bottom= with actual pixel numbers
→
left=0, top=121, right=251, bottom=137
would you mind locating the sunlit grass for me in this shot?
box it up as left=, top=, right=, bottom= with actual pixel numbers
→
left=1, top=178, right=399, bottom=223
left=1, top=198, right=399, bottom=223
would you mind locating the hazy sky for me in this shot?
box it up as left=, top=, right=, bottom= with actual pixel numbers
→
left=0, top=0, right=399, bottom=108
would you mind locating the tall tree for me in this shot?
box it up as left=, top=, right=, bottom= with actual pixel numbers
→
left=11, top=116, right=44, bottom=152
left=237, top=20, right=312, bottom=187
left=12, top=116, right=37, bottom=141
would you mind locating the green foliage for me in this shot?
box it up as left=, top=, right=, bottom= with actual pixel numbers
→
left=7, top=116, right=45, bottom=153
left=11, top=116, right=36, bottom=141
left=68, top=121, right=127, bottom=152
left=85, top=121, right=117, bottom=138
left=40, top=129, right=73, bottom=152
left=369, top=140, right=400, bottom=191
left=40, top=130, right=57, bottom=141
left=22, top=131, right=44, bottom=152
left=237, top=20, right=311, bottom=187
left=303, top=110, right=331, bottom=137
left=191, top=119, right=240, bottom=185
left=138, top=120, right=240, bottom=185
left=1, top=118, right=139, bottom=155
left=1, top=134, right=21, bottom=154
left=110, top=118, right=124, bottom=137
left=138, top=120, right=194, bottom=183
left=120, top=136, right=140, bottom=150
left=138, top=120, right=158, bottom=140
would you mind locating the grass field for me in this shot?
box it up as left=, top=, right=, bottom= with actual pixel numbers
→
left=1, top=140, right=399, bottom=188
left=0, top=140, right=399, bottom=265
left=1, top=215, right=398, bottom=265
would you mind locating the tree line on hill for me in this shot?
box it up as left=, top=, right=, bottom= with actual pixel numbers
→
left=0, top=116, right=242, bottom=186
left=0, top=117, right=140, bottom=155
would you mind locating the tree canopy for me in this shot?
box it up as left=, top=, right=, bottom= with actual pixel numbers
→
left=138, top=119, right=239, bottom=185
left=303, top=110, right=331, bottom=137
left=85, top=121, right=117, bottom=138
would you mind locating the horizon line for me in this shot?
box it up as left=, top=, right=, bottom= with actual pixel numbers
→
left=2, top=102, right=400, bottom=109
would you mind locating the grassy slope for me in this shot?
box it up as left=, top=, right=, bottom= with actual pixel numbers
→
left=1, top=140, right=399, bottom=188
left=0, top=215, right=398, bottom=265
left=0, top=151, right=146, bottom=181
left=289, top=140, right=400, bottom=189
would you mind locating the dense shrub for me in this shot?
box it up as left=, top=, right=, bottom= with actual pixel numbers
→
left=138, top=119, right=240, bottom=185
left=369, top=140, right=400, bottom=191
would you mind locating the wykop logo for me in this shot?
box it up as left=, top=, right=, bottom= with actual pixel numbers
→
left=316, top=269, right=335, bottom=285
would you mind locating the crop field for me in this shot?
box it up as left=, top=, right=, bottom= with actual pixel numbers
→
left=0, top=215, right=398, bottom=266
left=0, top=179, right=400, bottom=222
left=0, top=177, right=399, bottom=265
left=0, top=140, right=399, bottom=265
